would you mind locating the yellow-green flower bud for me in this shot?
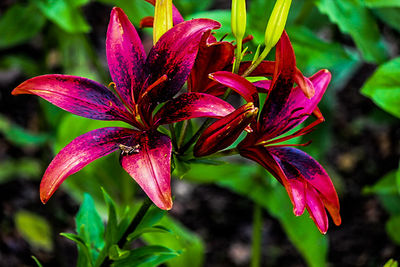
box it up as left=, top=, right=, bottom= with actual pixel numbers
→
left=231, top=0, right=247, bottom=40
left=264, top=0, right=292, bottom=52
left=153, top=0, right=173, bottom=44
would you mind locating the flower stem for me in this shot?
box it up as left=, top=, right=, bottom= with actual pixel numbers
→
left=251, top=203, right=262, bottom=267
left=204, top=148, right=239, bottom=158
left=169, top=124, right=178, bottom=150
left=242, top=47, right=270, bottom=78
left=177, top=120, right=190, bottom=149
left=99, top=198, right=152, bottom=267
left=179, top=118, right=212, bottom=154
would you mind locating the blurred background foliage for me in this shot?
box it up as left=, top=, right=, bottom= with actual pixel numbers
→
left=0, top=0, right=400, bottom=266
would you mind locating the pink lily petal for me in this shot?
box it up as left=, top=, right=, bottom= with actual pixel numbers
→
left=40, top=127, right=138, bottom=203
left=260, top=69, right=331, bottom=139
left=253, top=80, right=272, bottom=93
left=107, top=7, right=146, bottom=104
left=294, top=67, right=315, bottom=99
left=143, top=0, right=184, bottom=25
left=120, top=131, right=173, bottom=210
left=194, top=103, right=258, bottom=157
left=209, top=71, right=259, bottom=107
left=12, top=75, right=131, bottom=123
left=154, top=92, right=235, bottom=125
left=188, top=32, right=234, bottom=93
left=269, top=147, right=341, bottom=227
left=144, top=19, right=221, bottom=105
left=305, top=184, right=329, bottom=234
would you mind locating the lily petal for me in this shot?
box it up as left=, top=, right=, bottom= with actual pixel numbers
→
left=188, top=32, right=234, bottom=93
left=144, top=19, right=221, bottom=105
left=260, top=69, right=331, bottom=139
left=40, top=127, right=137, bottom=203
left=120, top=131, right=173, bottom=210
left=154, top=92, right=235, bottom=125
left=107, top=7, right=146, bottom=104
left=12, top=75, right=131, bottom=122
left=209, top=71, right=259, bottom=107
left=305, top=184, right=329, bottom=234
left=269, top=147, right=341, bottom=226
left=194, top=103, right=258, bottom=157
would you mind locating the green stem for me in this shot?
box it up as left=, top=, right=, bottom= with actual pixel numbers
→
left=242, top=47, right=271, bottom=78
left=169, top=124, right=178, bottom=150
left=251, top=203, right=262, bottom=267
left=99, top=198, right=153, bottom=267
left=177, top=120, right=189, bottom=149
left=179, top=118, right=212, bottom=154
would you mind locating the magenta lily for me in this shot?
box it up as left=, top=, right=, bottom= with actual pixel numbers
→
left=12, top=7, right=235, bottom=210
left=196, top=32, right=341, bottom=233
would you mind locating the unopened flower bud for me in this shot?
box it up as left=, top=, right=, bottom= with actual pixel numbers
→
left=231, top=0, right=247, bottom=40
left=264, top=0, right=292, bottom=52
left=153, top=0, right=173, bottom=43
left=194, top=103, right=258, bottom=157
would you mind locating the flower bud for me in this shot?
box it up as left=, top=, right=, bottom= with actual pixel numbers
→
left=194, top=103, right=258, bottom=157
left=264, top=0, right=292, bottom=52
left=231, top=0, right=247, bottom=40
left=153, top=0, right=173, bottom=43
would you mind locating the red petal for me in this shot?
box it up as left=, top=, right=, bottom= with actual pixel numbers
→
left=40, top=127, right=138, bottom=203
left=154, top=92, right=234, bottom=125
left=188, top=32, right=234, bottom=93
left=120, top=131, right=173, bottom=210
left=144, top=19, right=221, bottom=105
left=209, top=71, right=259, bottom=107
left=107, top=7, right=146, bottom=104
left=12, top=75, right=132, bottom=123
left=194, top=103, right=258, bottom=157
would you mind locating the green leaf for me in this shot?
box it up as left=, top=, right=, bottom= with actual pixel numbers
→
left=364, top=0, right=400, bottom=7
left=363, top=170, right=399, bottom=195
left=102, top=188, right=118, bottom=244
left=111, top=245, right=180, bottom=267
left=31, top=256, right=44, bottom=267
left=0, top=114, right=49, bottom=147
left=384, top=259, right=399, bottom=267
left=15, top=211, right=53, bottom=252
left=108, top=245, right=130, bottom=261
left=190, top=10, right=232, bottom=42
left=142, top=216, right=205, bottom=267
left=0, top=55, right=42, bottom=77
left=76, top=194, right=105, bottom=263
left=35, top=0, right=90, bottom=33
left=386, top=215, right=400, bottom=245
left=173, top=0, right=212, bottom=15
left=373, top=8, right=400, bottom=32
left=128, top=226, right=171, bottom=241
left=186, top=163, right=328, bottom=267
left=97, top=0, right=154, bottom=26
left=0, top=158, right=41, bottom=183
left=316, top=0, right=388, bottom=63
left=0, top=3, right=46, bottom=49
left=60, top=233, right=93, bottom=267
left=361, top=57, right=400, bottom=118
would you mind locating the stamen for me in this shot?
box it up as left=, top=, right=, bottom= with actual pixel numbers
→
left=140, top=74, right=168, bottom=100
left=220, top=33, right=229, bottom=42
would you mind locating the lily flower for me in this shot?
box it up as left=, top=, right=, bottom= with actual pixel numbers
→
left=195, top=32, right=341, bottom=233
left=12, top=7, right=235, bottom=210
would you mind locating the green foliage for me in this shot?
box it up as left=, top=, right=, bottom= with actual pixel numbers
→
left=384, top=259, right=399, bottom=267
left=186, top=162, right=328, bottom=267
left=0, top=158, right=41, bottom=183
left=76, top=194, right=106, bottom=263
left=316, top=0, right=388, bottom=63
left=174, top=0, right=212, bottom=15
left=373, top=8, right=400, bottom=33
left=364, top=0, right=400, bottom=8
left=0, top=114, right=49, bottom=147
left=361, top=57, right=400, bottom=118
left=97, top=0, right=154, bottom=26
left=15, top=211, right=53, bottom=252
left=0, top=3, right=46, bottom=49
left=35, top=0, right=91, bottom=33
left=62, top=192, right=180, bottom=267
left=31, top=256, right=44, bottom=267
left=190, top=10, right=232, bottom=41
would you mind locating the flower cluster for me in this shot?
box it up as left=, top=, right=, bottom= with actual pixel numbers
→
left=12, top=2, right=340, bottom=233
